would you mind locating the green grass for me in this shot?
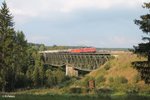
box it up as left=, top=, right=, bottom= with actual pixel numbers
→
left=0, top=94, right=150, bottom=100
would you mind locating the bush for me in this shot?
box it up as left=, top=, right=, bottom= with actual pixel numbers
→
left=69, top=87, right=82, bottom=94
left=108, top=77, right=114, bottom=83
left=114, top=76, right=128, bottom=84
left=97, top=87, right=113, bottom=95
left=104, top=63, right=111, bottom=70
left=54, top=69, right=66, bottom=84
left=126, top=86, right=139, bottom=94
left=46, top=69, right=56, bottom=87
left=69, top=87, right=90, bottom=94
left=15, top=73, right=28, bottom=88
left=96, top=75, right=106, bottom=83
left=133, top=73, right=141, bottom=83
left=57, top=77, right=77, bottom=88
left=127, top=88, right=139, bottom=94
left=97, top=88, right=113, bottom=100
left=82, top=76, right=94, bottom=87
left=45, top=69, right=66, bottom=87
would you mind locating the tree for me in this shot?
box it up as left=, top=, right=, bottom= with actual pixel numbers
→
left=133, top=2, right=150, bottom=84
left=0, top=1, right=16, bottom=91
left=32, top=66, right=40, bottom=86
left=39, top=44, right=46, bottom=51
left=32, top=52, right=45, bottom=86
left=46, top=69, right=55, bottom=87
left=134, top=2, right=150, bottom=62
left=0, top=2, right=28, bottom=91
left=13, top=31, right=28, bottom=89
left=54, top=69, right=65, bottom=84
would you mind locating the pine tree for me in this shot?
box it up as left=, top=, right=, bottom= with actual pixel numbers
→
left=0, top=2, right=28, bottom=91
left=134, top=2, right=150, bottom=62
left=134, top=2, right=150, bottom=84
left=0, top=1, right=15, bottom=91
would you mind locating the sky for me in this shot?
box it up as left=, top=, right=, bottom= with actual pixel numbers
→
left=0, top=0, right=149, bottom=48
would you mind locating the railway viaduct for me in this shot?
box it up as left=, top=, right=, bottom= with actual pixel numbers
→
left=40, top=51, right=111, bottom=76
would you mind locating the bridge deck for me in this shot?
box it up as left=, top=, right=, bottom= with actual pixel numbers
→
left=41, top=52, right=111, bottom=71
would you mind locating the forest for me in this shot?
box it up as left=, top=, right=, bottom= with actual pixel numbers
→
left=0, top=2, right=69, bottom=92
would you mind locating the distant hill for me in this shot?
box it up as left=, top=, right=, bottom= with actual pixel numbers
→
left=28, top=43, right=131, bottom=51
left=45, top=45, right=131, bottom=51
left=97, top=48, right=130, bottom=51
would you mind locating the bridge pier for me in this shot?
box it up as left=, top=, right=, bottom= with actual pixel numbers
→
left=66, top=64, right=78, bottom=77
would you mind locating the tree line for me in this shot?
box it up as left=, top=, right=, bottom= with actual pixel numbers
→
left=0, top=2, right=67, bottom=92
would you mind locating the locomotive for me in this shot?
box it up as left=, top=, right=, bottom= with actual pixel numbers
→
left=69, top=47, right=96, bottom=53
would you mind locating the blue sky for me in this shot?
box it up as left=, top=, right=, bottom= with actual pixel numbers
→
left=0, top=0, right=149, bottom=48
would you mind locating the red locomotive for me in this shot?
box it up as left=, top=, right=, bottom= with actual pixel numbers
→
left=69, top=47, right=96, bottom=53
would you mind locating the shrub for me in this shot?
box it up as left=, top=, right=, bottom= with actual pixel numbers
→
left=114, top=76, right=128, bottom=84
left=96, top=75, right=106, bottom=83
left=126, top=86, right=139, bottom=94
left=46, top=69, right=55, bottom=87
left=104, top=63, right=111, bottom=70
left=45, top=69, right=66, bottom=87
left=69, top=87, right=82, bottom=94
left=15, top=73, right=29, bottom=88
left=132, top=73, right=141, bottom=83
left=58, top=77, right=77, bottom=88
left=82, top=76, right=94, bottom=87
left=108, top=77, right=114, bottom=83
left=54, top=69, right=66, bottom=84
left=69, top=87, right=90, bottom=94
left=97, top=87, right=113, bottom=95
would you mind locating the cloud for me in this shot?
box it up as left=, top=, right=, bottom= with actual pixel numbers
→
left=26, top=34, right=51, bottom=44
left=107, top=35, right=140, bottom=47
left=6, top=0, right=147, bottom=24
left=3, top=0, right=147, bottom=48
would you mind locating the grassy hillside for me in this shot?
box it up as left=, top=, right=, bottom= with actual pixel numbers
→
left=69, top=52, right=150, bottom=94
